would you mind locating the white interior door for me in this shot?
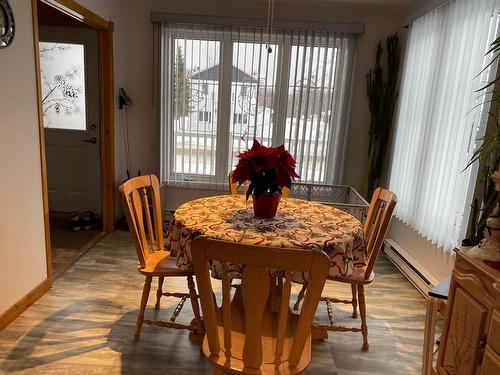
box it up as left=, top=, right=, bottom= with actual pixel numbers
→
left=39, top=26, right=101, bottom=214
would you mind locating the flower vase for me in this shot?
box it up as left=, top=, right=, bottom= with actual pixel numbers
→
left=252, top=193, right=281, bottom=219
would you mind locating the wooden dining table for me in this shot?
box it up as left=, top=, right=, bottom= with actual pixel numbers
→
left=166, top=195, right=367, bottom=282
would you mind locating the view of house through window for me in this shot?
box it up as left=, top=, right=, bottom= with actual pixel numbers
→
left=172, top=36, right=220, bottom=176
left=229, top=41, right=279, bottom=174
left=285, top=43, right=338, bottom=182
left=160, top=25, right=355, bottom=187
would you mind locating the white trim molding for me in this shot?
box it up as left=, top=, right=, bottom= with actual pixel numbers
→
left=404, top=0, right=449, bottom=26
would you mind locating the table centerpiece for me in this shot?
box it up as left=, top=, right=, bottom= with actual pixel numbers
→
left=231, top=139, right=299, bottom=218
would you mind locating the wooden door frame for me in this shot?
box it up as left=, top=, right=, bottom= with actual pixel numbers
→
left=32, top=0, right=115, bottom=281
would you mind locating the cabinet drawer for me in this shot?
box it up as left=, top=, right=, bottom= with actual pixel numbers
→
left=480, top=347, right=500, bottom=375
left=487, top=310, right=500, bottom=354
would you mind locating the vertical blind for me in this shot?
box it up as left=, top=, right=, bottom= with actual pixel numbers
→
left=388, top=0, right=500, bottom=251
left=158, top=23, right=356, bottom=188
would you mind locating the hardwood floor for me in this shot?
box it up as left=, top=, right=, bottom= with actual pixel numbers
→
left=0, top=231, right=427, bottom=374
left=50, top=216, right=104, bottom=277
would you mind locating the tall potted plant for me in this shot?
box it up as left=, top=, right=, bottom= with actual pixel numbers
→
left=231, top=139, right=299, bottom=218
left=363, top=34, right=400, bottom=200
left=464, top=36, right=500, bottom=245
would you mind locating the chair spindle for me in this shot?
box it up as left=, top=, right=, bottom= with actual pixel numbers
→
left=275, top=271, right=292, bottom=371
left=141, top=187, right=157, bottom=250
left=221, top=262, right=232, bottom=363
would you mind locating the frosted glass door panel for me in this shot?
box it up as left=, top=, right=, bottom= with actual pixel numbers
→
left=39, top=42, right=87, bottom=130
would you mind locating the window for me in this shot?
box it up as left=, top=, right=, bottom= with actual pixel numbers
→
left=170, top=29, right=220, bottom=176
left=233, top=113, right=248, bottom=125
left=159, top=24, right=355, bottom=187
left=228, top=40, right=279, bottom=173
left=198, top=111, right=212, bottom=122
left=39, top=42, right=87, bottom=130
left=285, top=42, right=338, bottom=182
left=388, top=0, right=500, bottom=251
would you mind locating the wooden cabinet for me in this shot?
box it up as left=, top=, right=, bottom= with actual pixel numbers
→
left=435, top=252, right=500, bottom=375
left=481, top=347, right=500, bottom=375
left=440, top=287, right=487, bottom=374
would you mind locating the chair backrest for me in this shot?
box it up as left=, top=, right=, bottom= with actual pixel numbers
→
left=228, top=171, right=239, bottom=196
left=191, top=237, right=330, bottom=371
left=118, top=175, right=164, bottom=268
left=228, top=170, right=289, bottom=198
left=228, top=171, right=248, bottom=196
left=363, top=187, right=397, bottom=278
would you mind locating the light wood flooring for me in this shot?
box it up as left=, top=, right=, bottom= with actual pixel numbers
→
left=50, top=217, right=104, bottom=277
left=0, top=231, right=427, bottom=374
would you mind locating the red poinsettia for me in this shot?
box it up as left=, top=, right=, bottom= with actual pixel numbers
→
left=232, top=139, right=300, bottom=199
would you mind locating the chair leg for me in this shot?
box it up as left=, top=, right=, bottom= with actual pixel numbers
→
left=293, top=282, right=308, bottom=311
left=351, top=284, right=358, bottom=318
left=135, top=275, right=152, bottom=341
left=357, top=284, right=369, bottom=351
left=155, top=276, right=164, bottom=310
left=187, top=275, right=204, bottom=335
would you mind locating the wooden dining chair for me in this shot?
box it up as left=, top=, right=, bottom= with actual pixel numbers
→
left=228, top=170, right=289, bottom=198
left=293, top=187, right=396, bottom=351
left=228, top=171, right=245, bottom=196
left=119, top=174, right=203, bottom=340
left=191, top=237, right=330, bottom=374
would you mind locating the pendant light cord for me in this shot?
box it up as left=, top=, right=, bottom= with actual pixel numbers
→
left=266, top=0, right=275, bottom=53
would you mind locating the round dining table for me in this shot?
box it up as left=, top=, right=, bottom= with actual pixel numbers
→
left=167, top=195, right=366, bottom=281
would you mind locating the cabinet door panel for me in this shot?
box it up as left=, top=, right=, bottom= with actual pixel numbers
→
left=439, top=287, right=488, bottom=375
left=487, top=310, right=500, bottom=354
left=480, top=347, right=500, bottom=375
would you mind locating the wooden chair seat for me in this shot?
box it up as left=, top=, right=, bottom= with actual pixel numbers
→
left=329, top=267, right=375, bottom=285
left=138, top=250, right=192, bottom=277
left=203, top=302, right=311, bottom=374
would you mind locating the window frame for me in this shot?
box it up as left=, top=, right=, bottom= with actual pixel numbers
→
left=160, top=25, right=352, bottom=186
left=166, top=29, right=224, bottom=182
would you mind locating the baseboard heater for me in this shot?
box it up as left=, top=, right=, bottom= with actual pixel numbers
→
left=383, top=239, right=437, bottom=298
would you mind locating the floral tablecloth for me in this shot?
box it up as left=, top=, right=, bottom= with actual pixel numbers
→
left=167, top=195, right=366, bottom=280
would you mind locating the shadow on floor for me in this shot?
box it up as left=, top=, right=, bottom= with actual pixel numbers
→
left=0, top=299, right=209, bottom=374
left=0, top=296, right=422, bottom=374
left=0, top=232, right=425, bottom=374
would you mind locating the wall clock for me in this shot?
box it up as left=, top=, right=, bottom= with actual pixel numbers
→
left=0, top=0, right=15, bottom=48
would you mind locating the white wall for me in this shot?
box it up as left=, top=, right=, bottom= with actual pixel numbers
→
left=0, top=0, right=48, bottom=314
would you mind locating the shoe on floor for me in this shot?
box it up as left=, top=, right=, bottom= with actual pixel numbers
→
left=69, top=212, right=81, bottom=231
left=81, top=211, right=100, bottom=230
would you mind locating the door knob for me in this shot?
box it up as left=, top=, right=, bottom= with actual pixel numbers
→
left=84, top=137, right=97, bottom=144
